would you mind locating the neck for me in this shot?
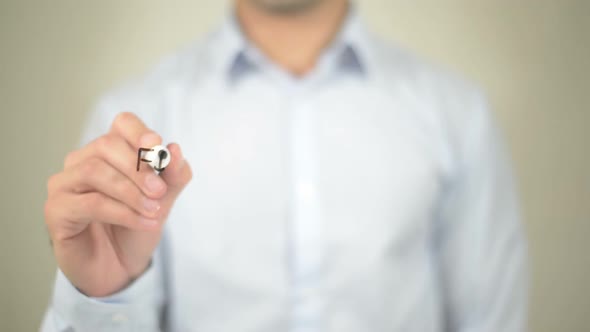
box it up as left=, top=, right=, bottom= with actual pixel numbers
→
left=236, top=0, right=349, bottom=76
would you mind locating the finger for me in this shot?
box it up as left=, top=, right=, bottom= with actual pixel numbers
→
left=65, top=134, right=136, bottom=171
left=46, top=192, right=160, bottom=237
left=63, top=135, right=168, bottom=199
left=160, top=143, right=193, bottom=201
left=109, top=112, right=161, bottom=150
left=55, top=158, right=162, bottom=219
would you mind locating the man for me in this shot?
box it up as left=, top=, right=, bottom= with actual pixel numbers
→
left=41, top=0, right=527, bottom=331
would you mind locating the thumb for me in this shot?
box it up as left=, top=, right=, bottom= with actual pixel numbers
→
left=160, top=143, right=193, bottom=201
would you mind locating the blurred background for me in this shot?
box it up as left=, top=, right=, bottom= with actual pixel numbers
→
left=1, top=1, right=588, bottom=331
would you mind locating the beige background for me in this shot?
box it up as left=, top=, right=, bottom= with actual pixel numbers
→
left=1, top=1, right=589, bottom=331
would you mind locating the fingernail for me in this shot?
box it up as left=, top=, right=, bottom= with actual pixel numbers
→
left=139, top=217, right=158, bottom=227
left=142, top=198, right=160, bottom=213
left=145, top=173, right=165, bottom=194
left=140, top=132, right=161, bottom=147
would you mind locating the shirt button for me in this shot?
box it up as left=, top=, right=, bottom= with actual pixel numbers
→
left=111, top=313, right=128, bottom=323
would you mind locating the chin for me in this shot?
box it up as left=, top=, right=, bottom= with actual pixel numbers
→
left=250, top=0, right=326, bottom=14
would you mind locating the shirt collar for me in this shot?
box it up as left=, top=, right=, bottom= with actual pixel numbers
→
left=210, top=4, right=374, bottom=83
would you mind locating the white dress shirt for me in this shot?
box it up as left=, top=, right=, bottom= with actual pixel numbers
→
left=41, top=9, right=527, bottom=332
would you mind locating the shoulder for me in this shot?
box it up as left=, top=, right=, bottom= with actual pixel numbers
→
left=373, top=35, right=492, bottom=130
left=89, top=29, right=222, bottom=133
left=100, top=35, right=214, bottom=110
left=370, top=34, right=486, bottom=113
left=366, top=34, right=499, bottom=170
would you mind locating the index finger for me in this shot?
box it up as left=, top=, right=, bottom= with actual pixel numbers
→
left=109, top=112, right=162, bottom=149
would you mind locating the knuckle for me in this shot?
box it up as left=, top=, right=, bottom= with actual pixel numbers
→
left=43, top=198, right=61, bottom=235
left=95, top=135, right=113, bottom=153
left=46, top=173, right=60, bottom=194
left=43, top=199, right=54, bottom=224
left=114, top=112, right=135, bottom=128
left=78, top=158, right=103, bottom=178
left=63, top=150, right=79, bottom=169
left=78, top=161, right=96, bottom=178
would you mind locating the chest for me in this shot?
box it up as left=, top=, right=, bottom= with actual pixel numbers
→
left=163, top=79, right=447, bottom=279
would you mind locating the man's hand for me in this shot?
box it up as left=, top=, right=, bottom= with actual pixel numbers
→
left=44, top=112, right=192, bottom=297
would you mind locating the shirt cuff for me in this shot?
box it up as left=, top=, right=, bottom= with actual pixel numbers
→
left=51, top=259, right=163, bottom=332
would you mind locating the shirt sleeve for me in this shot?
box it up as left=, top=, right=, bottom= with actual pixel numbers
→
left=434, top=92, right=528, bottom=332
left=40, top=252, right=165, bottom=332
